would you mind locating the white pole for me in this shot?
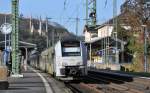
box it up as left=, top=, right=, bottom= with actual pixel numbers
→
left=5, top=34, right=6, bottom=50
left=90, top=43, right=91, bottom=67
left=46, top=17, right=48, bottom=48
left=90, top=33, right=92, bottom=67
left=4, top=34, right=7, bottom=65
left=24, top=48, right=28, bottom=71
left=4, top=15, right=7, bottom=65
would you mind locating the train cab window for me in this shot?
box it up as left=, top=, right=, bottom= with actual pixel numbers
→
left=61, top=41, right=81, bottom=56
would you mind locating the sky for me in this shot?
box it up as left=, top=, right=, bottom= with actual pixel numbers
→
left=0, top=0, right=125, bottom=36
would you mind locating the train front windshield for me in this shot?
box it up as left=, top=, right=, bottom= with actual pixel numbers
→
left=61, top=41, right=81, bottom=56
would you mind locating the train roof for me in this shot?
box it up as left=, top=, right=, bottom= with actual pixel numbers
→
left=60, top=37, right=80, bottom=42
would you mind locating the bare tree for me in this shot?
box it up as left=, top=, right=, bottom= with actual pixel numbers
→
left=122, top=0, right=150, bottom=28
left=121, top=0, right=150, bottom=71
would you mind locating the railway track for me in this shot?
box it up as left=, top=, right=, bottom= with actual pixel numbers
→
left=65, top=71, right=150, bottom=93
left=65, top=82, right=83, bottom=93
left=87, top=71, right=150, bottom=93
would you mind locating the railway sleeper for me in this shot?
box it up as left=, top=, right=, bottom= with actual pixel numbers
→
left=79, top=83, right=104, bottom=93
left=108, top=83, right=144, bottom=93
left=108, top=83, right=129, bottom=91
left=133, top=80, right=150, bottom=89
left=124, top=82, right=150, bottom=91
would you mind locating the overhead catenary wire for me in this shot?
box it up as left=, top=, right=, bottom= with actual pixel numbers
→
left=62, top=0, right=85, bottom=35
left=59, top=0, right=70, bottom=24
left=104, top=0, right=108, bottom=8
left=64, top=0, right=67, bottom=10
left=64, top=2, right=83, bottom=26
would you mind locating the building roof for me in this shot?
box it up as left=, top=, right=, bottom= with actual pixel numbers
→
left=0, top=40, right=36, bottom=49
left=83, top=25, right=100, bottom=32
left=60, top=36, right=80, bottom=42
left=85, top=36, right=126, bottom=45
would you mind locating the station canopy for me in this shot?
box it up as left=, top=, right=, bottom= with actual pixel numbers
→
left=0, top=40, right=36, bottom=50
left=85, top=36, right=126, bottom=51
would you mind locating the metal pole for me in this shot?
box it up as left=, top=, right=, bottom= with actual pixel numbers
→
left=4, top=34, right=7, bottom=65
left=26, top=48, right=27, bottom=64
left=90, top=43, right=92, bottom=67
left=76, top=17, right=79, bottom=36
left=9, top=35, right=11, bottom=48
left=52, top=29, right=55, bottom=47
left=121, top=42, right=124, bottom=63
left=113, top=0, right=118, bottom=64
left=11, top=0, right=19, bottom=75
left=90, top=33, right=92, bottom=67
left=5, top=34, right=6, bottom=51
left=4, top=15, right=7, bottom=65
left=8, top=34, right=11, bottom=63
left=106, top=24, right=109, bottom=66
left=24, top=48, right=28, bottom=71
left=86, top=0, right=88, bottom=25
left=93, top=0, right=97, bottom=26
left=104, top=30, right=106, bottom=64
left=46, top=17, right=49, bottom=48
left=86, top=0, right=97, bottom=27
left=144, top=25, right=148, bottom=72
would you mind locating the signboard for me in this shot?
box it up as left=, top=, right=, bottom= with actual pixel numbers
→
left=63, top=47, right=80, bottom=52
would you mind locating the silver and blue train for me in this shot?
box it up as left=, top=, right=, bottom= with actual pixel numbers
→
left=29, top=38, right=87, bottom=80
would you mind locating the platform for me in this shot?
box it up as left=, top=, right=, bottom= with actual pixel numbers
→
left=0, top=67, right=69, bottom=93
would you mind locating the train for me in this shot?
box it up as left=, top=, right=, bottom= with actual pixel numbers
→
left=29, top=38, right=87, bottom=80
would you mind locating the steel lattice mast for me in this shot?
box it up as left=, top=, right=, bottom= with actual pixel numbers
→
left=113, top=0, right=119, bottom=64
left=86, top=0, right=97, bottom=27
left=11, top=0, right=19, bottom=75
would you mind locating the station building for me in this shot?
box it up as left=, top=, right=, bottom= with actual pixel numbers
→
left=83, top=19, right=131, bottom=70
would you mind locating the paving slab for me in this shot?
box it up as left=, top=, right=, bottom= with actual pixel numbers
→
left=0, top=67, right=71, bottom=93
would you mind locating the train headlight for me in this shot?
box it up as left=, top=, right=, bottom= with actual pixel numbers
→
left=77, top=62, right=82, bottom=65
